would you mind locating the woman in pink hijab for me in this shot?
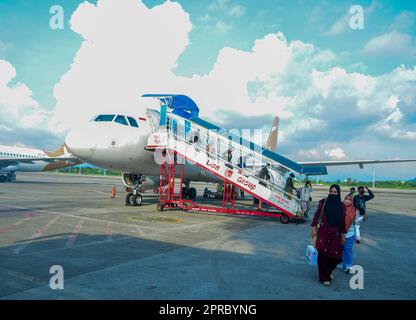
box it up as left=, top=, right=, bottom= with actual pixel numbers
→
left=342, top=193, right=357, bottom=273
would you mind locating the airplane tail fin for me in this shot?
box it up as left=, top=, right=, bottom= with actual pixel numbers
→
left=45, top=145, right=68, bottom=158
left=264, top=116, right=279, bottom=152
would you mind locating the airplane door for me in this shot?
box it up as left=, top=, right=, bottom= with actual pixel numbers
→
left=146, top=109, right=160, bottom=133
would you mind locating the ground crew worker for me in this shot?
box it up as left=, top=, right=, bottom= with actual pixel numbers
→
left=353, top=186, right=374, bottom=243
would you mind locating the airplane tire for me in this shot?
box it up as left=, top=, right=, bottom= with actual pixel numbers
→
left=125, top=193, right=134, bottom=206
left=187, top=188, right=197, bottom=200
left=0, top=176, right=6, bottom=183
left=182, top=187, right=188, bottom=199
left=280, top=215, right=289, bottom=224
left=133, top=194, right=143, bottom=206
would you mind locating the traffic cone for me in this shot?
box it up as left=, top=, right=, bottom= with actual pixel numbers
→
left=111, top=185, right=116, bottom=198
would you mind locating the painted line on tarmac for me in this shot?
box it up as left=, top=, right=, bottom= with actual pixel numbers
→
left=90, top=190, right=121, bottom=198
left=0, top=203, right=156, bottom=232
left=106, top=222, right=113, bottom=241
left=13, top=216, right=60, bottom=255
left=131, top=225, right=145, bottom=236
left=66, top=219, right=86, bottom=248
left=0, top=217, right=32, bottom=235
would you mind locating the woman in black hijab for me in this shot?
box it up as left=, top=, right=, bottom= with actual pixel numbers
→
left=311, top=184, right=347, bottom=286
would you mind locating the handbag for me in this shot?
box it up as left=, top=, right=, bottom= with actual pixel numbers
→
left=312, top=197, right=327, bottom=247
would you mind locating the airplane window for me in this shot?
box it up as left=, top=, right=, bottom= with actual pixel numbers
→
left=114, top=115, right=128, bottom=126
left=95, top=114, right=116, bottom=122
left=127, top=117, right=139, bottom=128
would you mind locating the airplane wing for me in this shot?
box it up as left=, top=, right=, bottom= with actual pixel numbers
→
left=299, top=159, right=416, bottom=169
left=0, top=157, right=82, bottom=168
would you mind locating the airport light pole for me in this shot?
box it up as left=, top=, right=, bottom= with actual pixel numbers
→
left=372, top=168, right=376, bottom=189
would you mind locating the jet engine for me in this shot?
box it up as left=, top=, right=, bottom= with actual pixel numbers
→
left=122, top=173, right=142, bottom=188
left=121, top=173, right=159, bottom=190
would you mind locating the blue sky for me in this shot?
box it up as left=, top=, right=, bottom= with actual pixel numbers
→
left=1, top=0, right=415, bottom=108
left=0, top=0, right=415, bottom=180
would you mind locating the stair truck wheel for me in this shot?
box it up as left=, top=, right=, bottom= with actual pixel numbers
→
left=133, top=194, right=143, bottom=206
left=157, top=203, right=164, bottom=212
left=280, top=214, right=290, bottom=224
left=125, top=193, right=134, bottom=206
left=188, top=187, right=197, bottom=200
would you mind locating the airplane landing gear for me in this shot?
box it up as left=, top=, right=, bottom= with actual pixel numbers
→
left=181, top=187, right=197, bottom=199
left=8, top=173, right=16, bottom=182
left=125, top=187, right=143, bottom=206
left=0, top=173, right=15, bottom=183
left=181, top=181, right=197, bottom=200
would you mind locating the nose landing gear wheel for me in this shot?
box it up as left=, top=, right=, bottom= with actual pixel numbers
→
left=133, top=194, right=143, bottom=206
left=125, top=193, right=134, bottom=206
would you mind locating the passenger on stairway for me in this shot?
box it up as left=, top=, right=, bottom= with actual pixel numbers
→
left=223, top=147, right=233, bottom=168
left=238, top=155, right=246, bottom=169
left=192, top=129, right=202, bottom=151
left=259, top=163, right=271, bottom=187
left=206, top=141, right=216, bottom=159
left=284, top=173, right=296, bottom=200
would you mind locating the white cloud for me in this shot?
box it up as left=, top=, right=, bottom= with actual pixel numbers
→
left=0, top=59, right=47, bottom=129
left=390, top=11, right=415, bottom=32
left=298, top=148, right=321, bottom=160
left=363, top=31, right=416, bottom=58
left=0, top=41, right=10, bottom=56
left=324, top=147, right=348, bottom=160
left=0, top=124, right=12, bottom=132
left=297, top=147, right=350, bottom=161
left=208, top=0, right=245, bottom=17
left=214, top=21, right=232, bottom=33
left=51, top=0, right=192, bottom=132
left=229, top=5, right=246, bottom=17
left=46, top=0, right=416, bottom=163
left=208, top=0, right=229, bottom=12
left=324, top=14, right=349, bottom=36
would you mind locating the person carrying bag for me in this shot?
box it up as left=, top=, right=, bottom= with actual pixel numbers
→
left=310, top=184, right=347, bottom=286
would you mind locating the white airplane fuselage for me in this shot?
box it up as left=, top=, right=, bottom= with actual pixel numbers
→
left=0, top=145, right=81, bottom=182
left=0, top=146, right=49, bottom=173
left=65, top=113, right=219, bottom=186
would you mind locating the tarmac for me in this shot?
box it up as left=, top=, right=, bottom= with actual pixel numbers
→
left=0, top=172, right=415, bottom=299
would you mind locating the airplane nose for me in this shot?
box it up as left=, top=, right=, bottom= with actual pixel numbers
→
left=65, top=127, right=96, bottom=161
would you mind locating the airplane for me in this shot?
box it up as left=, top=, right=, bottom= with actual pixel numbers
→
left=0, top=144, right=82, bottom=183
left=64, top=94, right=416, bottom=206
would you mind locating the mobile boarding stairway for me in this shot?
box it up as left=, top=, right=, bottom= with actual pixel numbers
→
left=144, top=94, right=327, bottom=224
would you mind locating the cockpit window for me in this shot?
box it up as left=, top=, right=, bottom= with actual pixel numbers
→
left=95, top=114, right=115, bottom=122
left=127, top=117, right=139, bottom=128
left=114, top=115, right=128, bottom=126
